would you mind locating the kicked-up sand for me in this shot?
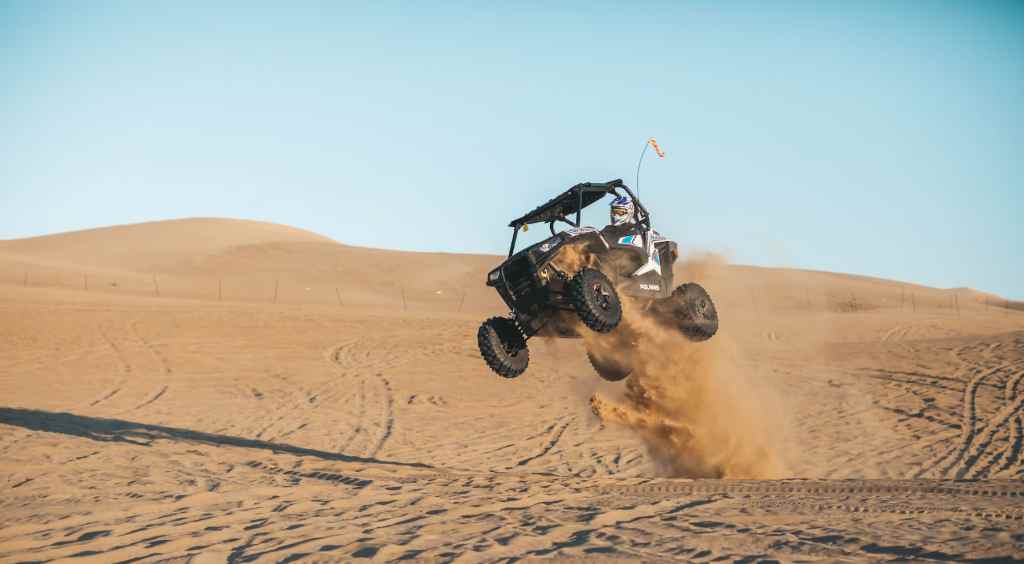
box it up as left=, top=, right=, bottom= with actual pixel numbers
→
left=1, top=218, right=1022, bottom=562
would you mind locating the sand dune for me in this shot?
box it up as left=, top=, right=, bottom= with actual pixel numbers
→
left=1, top=218, right=1022, bottom=561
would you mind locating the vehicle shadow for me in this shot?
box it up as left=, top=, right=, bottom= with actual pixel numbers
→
left=0, top=406, right=431, bottom=469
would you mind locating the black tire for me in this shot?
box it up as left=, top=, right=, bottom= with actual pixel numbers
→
left=586, top=349, right=631, bottom=382
left=667, top=283, right=719, bottom=341
left=478, top=317, right=529, bottom=378
left=568, top=268, right=622, bottom=333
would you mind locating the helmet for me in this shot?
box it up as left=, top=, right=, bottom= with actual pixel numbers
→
left=610, top=194, right=635, bottom=226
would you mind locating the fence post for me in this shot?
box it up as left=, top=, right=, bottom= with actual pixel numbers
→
left=335, top=287, right=343, bottom=306
left=457, top=288, right=466, bottom=313
left=273, top=279, right=279, bottom=303
left=401, top=287, right=407, bottom=311
left=152, top=274, right=160, bottom=297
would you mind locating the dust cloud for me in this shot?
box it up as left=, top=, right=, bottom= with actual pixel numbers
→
left=584, top=254, right=790, bottom=479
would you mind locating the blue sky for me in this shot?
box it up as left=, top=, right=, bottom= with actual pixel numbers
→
left=2, top=1, right=1022, bottom=298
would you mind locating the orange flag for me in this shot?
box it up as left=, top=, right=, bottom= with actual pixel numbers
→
left=648, top=138, right=665, bottom=158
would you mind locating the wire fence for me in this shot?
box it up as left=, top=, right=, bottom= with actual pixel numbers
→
left=2, top=262, right=1020, bottom=317
left=729, top=278, right=1020, bottom=320
left=0, top=262, right=484, bottom=312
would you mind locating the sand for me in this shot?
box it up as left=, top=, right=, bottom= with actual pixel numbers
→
left=0, top=218, right=1021, bottom=562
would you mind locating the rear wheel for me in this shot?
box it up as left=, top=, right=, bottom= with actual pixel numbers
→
left=586, top=348, right=631, bottom=382
left=664, top=283, right=719, bottom=341
left=477, top=317, right=529, bottom=378
left=569, top=268, right=622, bottom=333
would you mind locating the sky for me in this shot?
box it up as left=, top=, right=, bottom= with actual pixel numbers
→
left=2, top=1, right=1022, bottom=298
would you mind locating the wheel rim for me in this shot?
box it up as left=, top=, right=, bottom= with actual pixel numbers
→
left=501, top=331, right=521, bottom=356
left=488, top=322, right=521, bottom=357
left=592, top=282, right=612, bottom=310
left=695, top=297, right=709, bottom=319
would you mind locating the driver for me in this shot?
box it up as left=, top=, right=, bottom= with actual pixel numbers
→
left=605, top=193, right=667, bottom=276
left=609, top=194, right=636, bottom=226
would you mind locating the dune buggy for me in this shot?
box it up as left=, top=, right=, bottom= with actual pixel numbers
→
left=478, top=179, right=718, bottom=381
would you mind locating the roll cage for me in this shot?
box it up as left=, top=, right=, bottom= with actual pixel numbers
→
left=505, top=179, right=651, bottom=258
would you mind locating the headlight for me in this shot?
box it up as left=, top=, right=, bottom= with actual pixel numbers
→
left=488, top=270, right=501, bottom=284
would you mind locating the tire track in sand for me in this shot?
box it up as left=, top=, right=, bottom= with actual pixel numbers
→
left=129, top=320, right=172, bottom=375
left=96, top=324, right=132, bottom=377
left=597, top=479, right=1024, bottom=523
left=600, top=479, right=1024, bottom=504
left=89, top=387, right=122, bottom=407
left=966, top=365, right=1024, bottom=478
left=133, top=385, right=168, bottom=411
left=88, top=324, right=132, bottom=410
left=365, top=375, right=395, bottom=458
left=881, top=324, right=911, bottom=343
left=96, top=320, right=176, bottom=414
left=998, top=368, right=1024, bottom=474
left=333, top=378, right=367, bottom=453
left=914, top=359, right=1003, bottom=478
left=327, top=341, right=397, bottom=459
left=514, top=417, right=574, bottom=468
left=127, top=320, right=172, bottom=412
left=914, top=336, right=1019, bottom=478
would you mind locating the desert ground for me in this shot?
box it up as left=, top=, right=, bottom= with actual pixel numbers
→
left=1, top=218, right=1022, bottom=562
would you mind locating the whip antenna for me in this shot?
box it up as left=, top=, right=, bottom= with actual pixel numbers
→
left=634, top=137, right=665, bottom=197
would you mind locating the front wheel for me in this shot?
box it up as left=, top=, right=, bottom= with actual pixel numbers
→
left=568, top=268, right=622, bottom=333
left=478, top=317, right=529, bottom=378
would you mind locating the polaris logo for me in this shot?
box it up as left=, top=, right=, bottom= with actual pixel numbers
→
left=639, top=283, right=660, bottom=291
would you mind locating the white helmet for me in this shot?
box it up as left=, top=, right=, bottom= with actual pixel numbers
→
left=610, top=194, right=636, bottom=226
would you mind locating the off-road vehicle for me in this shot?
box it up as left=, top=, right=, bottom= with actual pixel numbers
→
left=478, top=179, right=718, bottom=381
